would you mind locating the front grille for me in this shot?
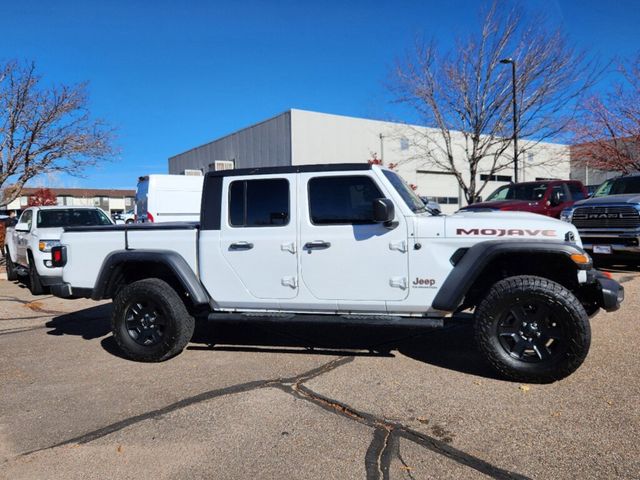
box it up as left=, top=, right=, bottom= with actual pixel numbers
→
left=572, top=206, right=640, bottom=229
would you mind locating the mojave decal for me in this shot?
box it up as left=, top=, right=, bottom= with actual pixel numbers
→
left=456, top=228, right=558, bottom=237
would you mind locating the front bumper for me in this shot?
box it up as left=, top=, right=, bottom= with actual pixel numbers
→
left=582, top=241, right=640, bottom=254
left=579, top=230, right=640, bottom=254
left=578, top=270, right=624, bottom=313
left=597, top=276, right=625, bottom=311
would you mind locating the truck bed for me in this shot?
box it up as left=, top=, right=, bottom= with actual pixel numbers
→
left=61, top=223, right=200, bottom=289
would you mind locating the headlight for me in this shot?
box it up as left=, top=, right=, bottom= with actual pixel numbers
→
left=38, top=240, right=61, bottom=252
left=560, top=208, right=574, bottom=223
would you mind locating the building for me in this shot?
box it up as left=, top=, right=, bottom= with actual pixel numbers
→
left=4, top=187, right=136, bottom=216
left=169, top=109, right=570, bottom=213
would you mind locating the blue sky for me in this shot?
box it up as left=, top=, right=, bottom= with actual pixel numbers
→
left=2, top=0, right=639, bottom=189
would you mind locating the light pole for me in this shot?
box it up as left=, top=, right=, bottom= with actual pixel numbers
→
left=500, top=58, right=518, bottom=182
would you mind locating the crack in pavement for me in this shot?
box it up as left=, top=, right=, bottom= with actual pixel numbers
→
left=0, top=325, right=50, bottom=336
left=0, top=295, right=65, bottom=316
left=397, top=441, right=417, bottom=480
left=10, top=354, right=529, bottom=479
left=365, top=428, right=391, bottom=479
left=282, top=383, right=530, bottom=480
left=14, top=356, right=354, bottom=459
left=0, top=314, right=54, bottom=321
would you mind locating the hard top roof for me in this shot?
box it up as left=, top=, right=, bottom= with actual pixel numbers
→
left=205, top=163, right=372, bottom=179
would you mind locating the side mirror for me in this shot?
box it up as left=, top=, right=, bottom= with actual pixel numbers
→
left=373, top=198, right=396, bottom=227
left=14, top=222, right=30, bottom=232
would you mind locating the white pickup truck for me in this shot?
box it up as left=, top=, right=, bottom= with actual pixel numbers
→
left=50, top=164, right=623, bottom=382
left=4, top=206, right=113, bottom=294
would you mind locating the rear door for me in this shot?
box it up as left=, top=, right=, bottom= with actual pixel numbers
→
left=297, top=172, right=410, bottom=306
left=220, top=174, right=298, bottom=299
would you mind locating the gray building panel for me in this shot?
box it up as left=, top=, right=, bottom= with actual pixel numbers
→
left=169, top=111, right=292, bottom=174
left=569, top=160, right=620, bottom=187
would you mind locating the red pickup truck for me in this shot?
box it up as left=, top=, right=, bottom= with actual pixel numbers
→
left=459, top=180, right=588, bottom=218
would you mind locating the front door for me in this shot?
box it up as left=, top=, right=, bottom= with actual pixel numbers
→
left=220, top=175, right=298, bottom=299
left=546, top=184, right=572, bottom=218
left=298, top=173, right=410, bottom=303
left=15, top=209, right=33, bottom=265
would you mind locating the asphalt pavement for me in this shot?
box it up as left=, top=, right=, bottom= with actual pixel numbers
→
left=0, top=270, right=638, bottom=479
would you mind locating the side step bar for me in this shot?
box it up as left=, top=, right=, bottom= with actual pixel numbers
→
left=207, top=312, right=444, bottom=328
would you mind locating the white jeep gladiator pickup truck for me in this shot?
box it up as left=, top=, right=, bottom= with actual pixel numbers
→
left=50, top=164, right=623, bottom=382
left=4, top=206, right=113, bottom=294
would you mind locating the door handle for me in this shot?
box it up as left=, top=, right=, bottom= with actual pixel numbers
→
left=229, top=241, right=254, bottom=251
left=304, top=241, right=331, bottom=250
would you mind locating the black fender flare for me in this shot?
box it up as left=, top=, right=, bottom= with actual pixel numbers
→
left=91, top=249, right=211, bottom=307
left=431, top=240, right=590, bottom=312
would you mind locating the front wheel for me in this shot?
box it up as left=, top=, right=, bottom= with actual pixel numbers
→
left=112, top=278, right=195, bottom=362
left=5, top=247, right=18, bottom=281
left=475, top=275, right=591, bottom=383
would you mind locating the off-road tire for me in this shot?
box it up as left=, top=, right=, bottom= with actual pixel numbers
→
left=5, top=247, right=18, bottom=281
left=27, top=252, right=46, bottom=295
left=112, top=278, right=195, bottom=362
left=475, top=275, right=590, bottom=383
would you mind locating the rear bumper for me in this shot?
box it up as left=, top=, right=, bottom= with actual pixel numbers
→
left=50, top=282, right=93, bottom=299
left=39, top=275, right=64, bottom=287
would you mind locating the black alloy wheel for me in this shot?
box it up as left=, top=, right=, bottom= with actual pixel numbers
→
left=124, top=300, right=167, bottom=346
left=496, top=299, right=567, bottom=363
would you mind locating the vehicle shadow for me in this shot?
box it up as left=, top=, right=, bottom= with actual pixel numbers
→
left=45, top=304, right=502, bottom=381
left=190, top=315, right=501, bottom=380
left=46, top=303, right=113, bottom=340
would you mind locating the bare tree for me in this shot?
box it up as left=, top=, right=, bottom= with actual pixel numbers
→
left=391, top=2, right=599, bottom=204
left=571, top=54, right=640, bottom=173
left=0, top=61, right=115, bottom=206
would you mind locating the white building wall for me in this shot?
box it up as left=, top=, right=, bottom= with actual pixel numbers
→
left=290, top=109, right=569, bottom=213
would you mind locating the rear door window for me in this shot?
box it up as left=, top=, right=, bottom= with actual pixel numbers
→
left=228, top=178, right=289, bottom=227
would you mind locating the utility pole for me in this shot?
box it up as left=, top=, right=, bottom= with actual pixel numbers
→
left=500, top=58, right=518, bottom=182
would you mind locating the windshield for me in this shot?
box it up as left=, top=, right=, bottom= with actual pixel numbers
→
left=37, top=209, right=113, bottom=228
left=593, top=177, right=640, bottom=197
left=486, top=182, right=548, bottom=202
left=382, top=170, right=427, bottom=213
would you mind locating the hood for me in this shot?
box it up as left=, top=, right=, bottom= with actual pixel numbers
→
left=573, top=194, right=640, bottom=206
left=34, top=227, right=65, bottom=239
left=443, top=210, right=579, bottom=243
left=460, top=199, right=537, bottom=210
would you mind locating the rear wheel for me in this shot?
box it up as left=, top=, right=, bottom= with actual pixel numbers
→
left=27, top=252, right=46, bottom=295
left=475, top=275, right=590, bottom=383
left=112, top=278, right=195, bottom=362
left=5, top=247, right=18, bottom=281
